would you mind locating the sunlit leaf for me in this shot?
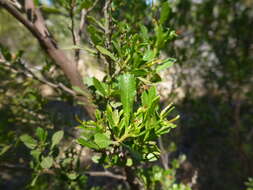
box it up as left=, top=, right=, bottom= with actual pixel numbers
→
left=51, top=130, right=64, bottom=149
left=20, top=134, right=37, bottom=149
left=41, top=156, right=53, bottom=169
left=118, top=73, right=136, bottom=125
left=94, top=133, right=112, bottom=149
left=96, top=45, right=117, bottom=61
left=156, top=58, right=176, bottom=72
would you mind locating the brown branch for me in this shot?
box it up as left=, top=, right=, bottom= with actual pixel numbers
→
left=0, top=0, right=96, bottom=119
left=85, top=171, right=126, bottom=181
left=0, top=58, right=76, bottom=96
left=0, top=163, right=126, bottom=181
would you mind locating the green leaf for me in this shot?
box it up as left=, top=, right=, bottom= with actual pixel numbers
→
left=36, top=127, right=47, bottom=142
left=96, top=45, right=117, bottom=61
left=78, top=138, right=99, bottom=149
left=91, top=155, right=101, bottom=163
left=94, top=133, right=112, bottom=149
left=73, top=86, right=88, bottom=96
left=31, top=175, right=39, bottom=186
left=67, top=172, right=78, bottom=180
left=141, top=86, right=157, bottom=108
left=118, top=74, right=136, bottom=125
left=87, top=25, right=103, bottom=45
left=20, top=134, right=37, bottom=149
left=0, top=145, right=11, bottom=156
left=40, top=156, right=53, bottom=169
left=51, top=130, right=64, bottom=149
left=30, top=149, right=41, bottom=162
left=156, top=58, right=176, bottom=72
left=126, top=158, right=133, bottom=166
left=86, top=16, right=104, bottom=30
left=143, top=50, right=156, bottom=61
left=140, top=25, right=149, bottom=41
left=93, top=77, right=108, bottom=96
left=33, top=0, right=40, bottom=7
left=106, top=105, right=115, bottom=127
left=146, top=152, right=159, bottom=162
left=80, top=0, right=93, bottom=9
left=160, top=2, right=171, bottom=25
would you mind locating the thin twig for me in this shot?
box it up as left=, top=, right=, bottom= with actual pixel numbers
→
left=0, top=58, right=76, bottom=96
left=69, top=0, right=78, bottom=63
left=0, top=163, right=126, bottom=180
left=158, top=137, right=169, bottom=170
left=85, top=171, right=126, bottom=180
left=75, top=0, right=99, bottom=62
left=103, top=0, right=114, bottom=76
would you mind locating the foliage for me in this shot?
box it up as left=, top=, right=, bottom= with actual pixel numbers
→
left=0, top=0, right=189, bottom=190
left=246, top=178, right=253, bottom=190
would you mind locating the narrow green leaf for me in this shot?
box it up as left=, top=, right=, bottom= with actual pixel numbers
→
left=0, top=145, right=11, bottom=156
left=78, top=138, right=99, bottom=149
left=31, top=174, right=39, bottom=186
left=40, top=156, right=53, bottom=169
left=96, top=45, right=117, bottom=61
left=118, top=74, right=136, bottom=125
left=93, top=77, right=107, bottom=96
left=51, top=130, right=64, bottom=149
left=20, top=134, right=37, bottom=149
left=160, top=2, right=171, bottom=25
left=106, top=105, right=115, bottom=127
left=156, top=58, right=176, bottom=72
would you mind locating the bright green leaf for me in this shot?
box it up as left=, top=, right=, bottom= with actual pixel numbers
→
left=36, top=127, right=47, bottom=142
left=30, top=149, right=41, bottom=162
left=20, top=134, right=37, bottom=149
left=156, top=58, right=176, bottom=72
left=0, top=145, right=11, bottom=156
left=40, top=156, right=53, bottom=169
left=51, top=130, right=64, bottom=149
left=78, top=138, right=99, bottom=149
left=94, top=133, right=112, bottom=149
left=96, top=45, right=117, bottom=61
left=118, top=74, right=136, bottom=125
left=126, top=158, right=133, bottom=166
left=143, top=50, right=156, bottom=61
left=67, top=172, right=78, bottom=180
left=93, top=77, right=108, bottom=96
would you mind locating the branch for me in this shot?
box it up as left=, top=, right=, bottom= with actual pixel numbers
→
left=0, top=163, right=126, bottom=181
left=4, top=58, right=77, bottom=96
left=69, top=0, right=78, bottom=63
left=103, top=0, right=114, bottom=76
left=85, top=171, right=126, bottom=181
left=158, top=137, right=169, bottom=170
left=0, top=0, right=96, bottom=119
left=75, top=0, right=99, bottom=62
